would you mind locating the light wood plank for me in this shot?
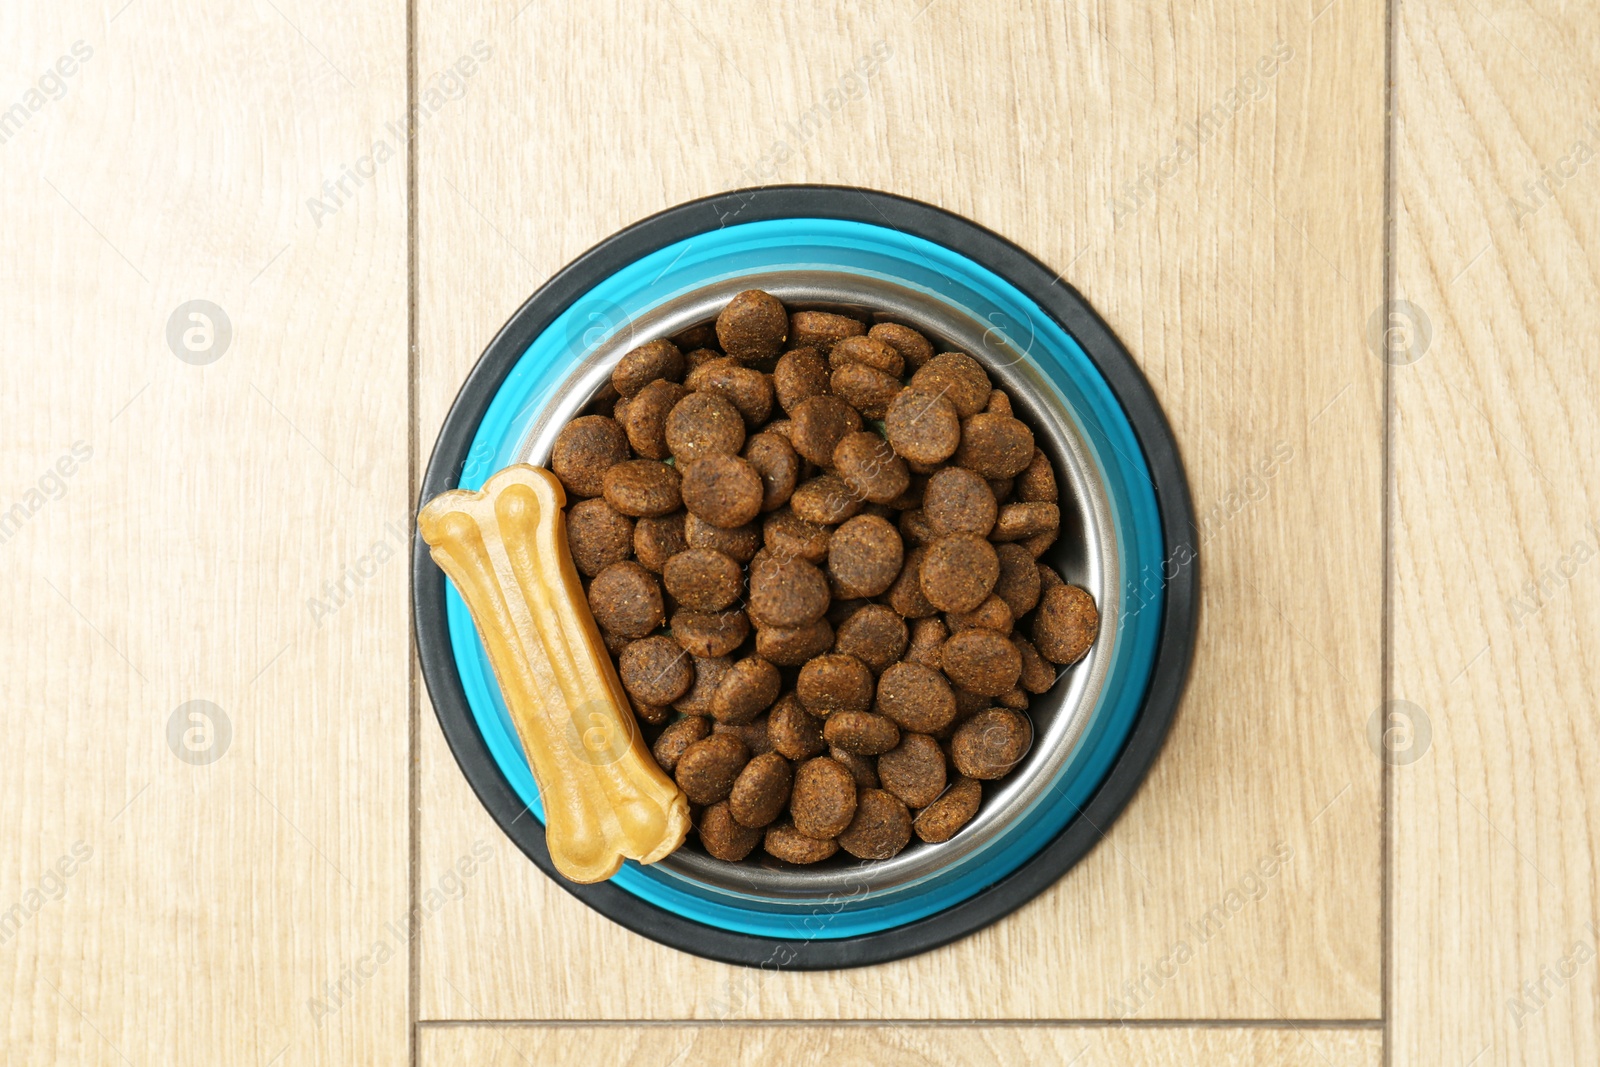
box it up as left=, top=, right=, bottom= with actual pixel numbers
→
left=0, top=2, right=409, bottom=1063
left=421, top=1023, right=1383, bottom=1067
left=417, top=0, right=1384, bottom=1020
left=1392, top=2, right=1600, bottom=1064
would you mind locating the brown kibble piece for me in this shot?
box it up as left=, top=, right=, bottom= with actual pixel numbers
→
left=829, top=335, right=904, bottom=377
left=830, top=363, right=902, bottom=420
left=662, top=548, right=742, bottom=612
left=836, top=789, right=912, bottom=860
left=992, top=502, right=1060, bottom=542
left=602, top=459, right=682, bottom=517
left=680, top=454, right=764, bottom=529
left=1033, top=584, right=1100, bottom=665
left=920, top=534, right=999, bottom=613
left=773, top=347, right=831, bottom=413
left=869, top=322, right=934, bottom=372
left=748, top=554, right=831, bottom=628
left=875, top=661, right=957, bottom=734
left=565, top=497, right=634, bottom=577
left=884, top=387, right=961, bottom=465
left=629, top=697, right=670, bottom=726
left=790, top=473, right=864, bottom=526
left=897, top=507, right=938, bottom=547
left=728, top=752, right=793, bottom=828
left=789, top=395, right=863, bottom=467
left=790, top=757, right=858, bottom=839
left=670, top=609, right=749, bottom=658
left=755, top=618, right=835, bottom=666
left=588, top=561, right=664, bottom=638
left=954, top=412, right=1036, bottom=479
left=612, top=339, right=685, bottom=398
left=905, top=616, right=947, bottom=669
left=711, top=656, right=781, bottom=725
left=551, top=415, right=630, bottom=498
left=633, top=511, right=688, bottom=572
left=952, top=708, right=1032, bottom=779
left=716, top=290, right=788, bottom=363
left=699, top=801, right=762, bottom=861
left=715, top=714, right=772, bottom=756
left=945, top=594, right=1014, bottom=635
left=823, top=711, right=901, bottom=755
left=762, top=508, right=832, bottom=563
left=1016, top=448, right=1058, bottom=502
left=621, top=635, right=694, bottom=706
left=672, top=322, right=717, bottom=353
left=913, top=776, right=983, bottom=843
left=687, top=358, right=773, bottom=426
left=788, top=310, right=864, bottom=354
left=885, top=546, right=939, bottom=618
left=988, top=476, right=1014, bottom=502
left=923, top=467, right=998, bottom=537
left=665, top=392, right=746, bottom=464
left=940, top=627, right=1023, bottom=697
left=684, top=347, right=721, bottom=373
left=1022, top=528, right=1059, bottom=559
left=878, top=733, right=947, bottom=808
left=833, top=604, right=909, bottom=674
left=768, top=694, right=826, bottom=760
left=623, top=379, right=689, bottom=459
left=827, top=514, right=904, bottom=598
left=796, top=653, right=874, bottom=715
left=763, top=821, right=839, bottom=864
left=986, top=389, right=1012, bottom=416
left=675, top=732, right=750, bottom=805
left=651, top=714, right=709, bottom=774
left=993, top=543, right=1042, bottom=616
left=829, top=746, right=880, bottom=788
left=1037, top=561, right=1064, bottom=593
left=997, top=687, right=1030, bottom=710
left=742, top=432, right=800, bottom=512
left=672, top=655, right=732, bottom=716
left=833, top=432, right=910, bottom=505
left=909, top=352, right=991, bottom=417
left=684, top=512, right=760, bottom=562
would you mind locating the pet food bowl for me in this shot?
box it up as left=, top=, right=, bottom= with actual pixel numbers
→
left=413, top=186, right=1197, bottom=969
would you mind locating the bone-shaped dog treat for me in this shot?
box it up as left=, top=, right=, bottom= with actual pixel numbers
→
left=419, top=464, right=690, bottom=883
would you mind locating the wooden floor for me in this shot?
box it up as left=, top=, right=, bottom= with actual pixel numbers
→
left=1, top=1, right=1593, bottom=1063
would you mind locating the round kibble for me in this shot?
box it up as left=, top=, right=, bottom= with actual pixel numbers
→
left=1018, top=450, right=1058, bottom=504
left=877, top=733, right=947, bottom=809
left=768, top=694, right=826, bottom=760
left=602, top=459, right=682, bottom=518
left=565, top=497, right=634, bottom=577
left=633, top=511, right=688, bottom=572
left=913, top=776, right=983, bottom=843
left=790, top=757, right=859, bottom=839
left=952, top=708, right=1032, bottom=780
left=836, top=788, right=912, bottom=860
left=997, top=687, right=1030, bottom=710
left=711, top=656, right=781, bottom=725
left=790, top=473, right=864, bottom=526
left=651, top=714, right=709, bottom=774
left=788, top=310, right=864, bottom=354
left=699, top=800, right=762, bottom=861
left=670, top=609, right=749, bottom=658
left=830, top=363, right=903, bottom=420
left=622, top=379, right=688, bottom=459
left=910, top=352, right=991, bottom=417
left=673, top=322, right=718, bottom=351
left=884, top=387, right=961, bottom=465
left=675, top=732, right=750, bottom=805
left=665, top=392, right=745, bottom=464
left=945, top=594, right=1014, bottom=635
left=551, top=415, right=629, bottom=498
left=1014, top=635, right=1057, bottom=693
left=763, top=821, right=839, bottom=864
left=762, top=508, right=832, bottom=564
left=728, top=752, right=793, bottom=828
left=868, top=322, right=934, bottom=372
left=827, top=514, right=904, bottom=599
left=684, top=512, right=760, bottom=562
left=905, top=616, right=947, bottom=669
left=748, top=554, right=830, bottom=628
left=988, top=476, right=1014, bottom=502
left=829, top=746, right=879, bottom=789
left=687, top=358, right=773, bottom=426
left=680, top=454, right=764, bottom=529
left=1033, top=584, right=1100, bottom=665
left=986, top=389, right=1012, bottom=416
left=788, top=396, right=862, bottom=467
left=874, top=661, right=957, bottom=734
left=796, top=653, right=874, bottom=715
left=829, top=335, right=904, bottom=377
left=588, top=561, right=664, bottom=638
left=920, top=534, right=999, bottom=613
left=923, top=467, right=998, bottom=537
left=833, top=432, right=910, bottom=505
left=742, top=431, right=800, bottom=512
left=955, top=412, right=1036, bottom=479
left=833, top=604, right=909, bottom=674
left=1038, top=561, right=1064, bottom=593
left=716, top=290, right=788, bottom=363
left=992, top=543, right=1042, bottom=616
left=1023, top=528, right=1058, bottom=558
left=620, top=635, right=693, bottom=706
left=716, top=714, right=772, bottom=757
left=885, top=546, right=939, bottom=618
left=897, top=507, right=938, bottom=547
left=773, top=347, right=831, bottom=413
left=822, top=711, right=901, bottom=756
left=672, top=654, right=733, bottom=716
left=940, top=628, right=1023, bottom=697
left=754, top=618, right=834, bottom=666
left=612, top=339, right=685, bottom=398
left=992, top=502, right=1060, bottom=542
left=662, top=548, right=742, bottom=612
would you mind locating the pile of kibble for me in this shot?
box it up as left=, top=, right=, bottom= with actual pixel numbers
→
left=549, top=289, right=1099, bottom=865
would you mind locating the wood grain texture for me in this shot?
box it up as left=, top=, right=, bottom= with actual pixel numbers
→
left=416, top=0, right=1384, bottom=1021
left=1392, top=2, right=1600, bottom=1064
left=419, top=1023, right=1383, bottom=1067
left=0, top=2, right=409, bottom=1064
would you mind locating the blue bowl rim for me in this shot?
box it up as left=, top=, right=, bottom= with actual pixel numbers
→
left=412, top=185, right=1199, bottom=970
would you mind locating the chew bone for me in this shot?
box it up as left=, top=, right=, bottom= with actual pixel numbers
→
left=420, top=464, right=690, bottom=883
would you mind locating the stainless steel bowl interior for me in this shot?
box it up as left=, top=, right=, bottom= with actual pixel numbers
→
left=516, top=272, right=1117, bottom=902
